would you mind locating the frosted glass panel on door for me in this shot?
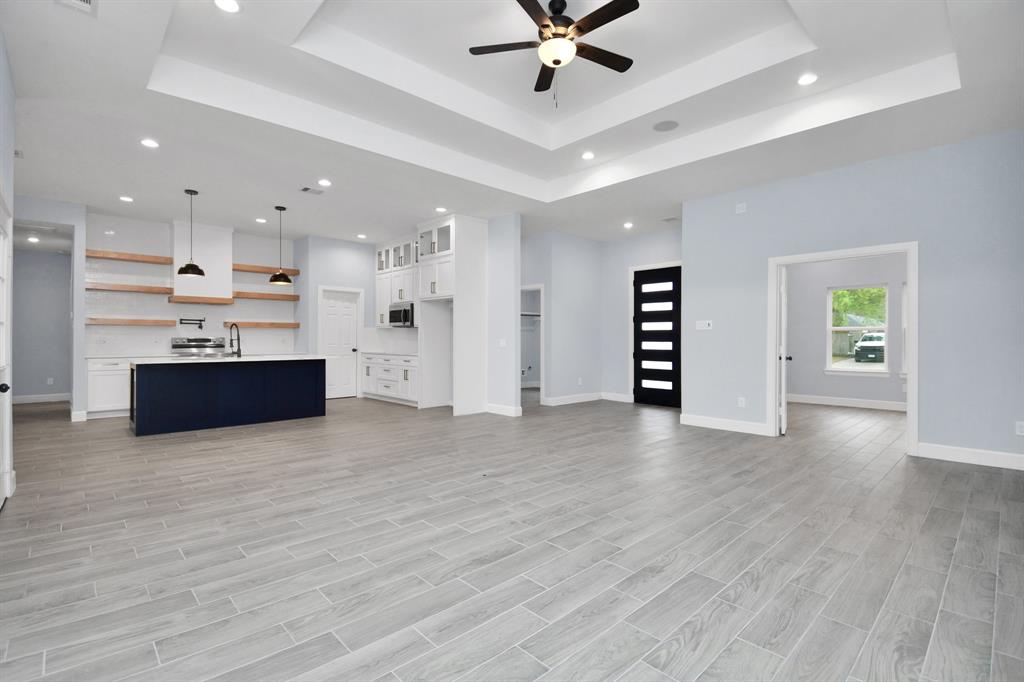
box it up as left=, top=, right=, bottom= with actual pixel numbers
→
left=436, top=225, right=451, bottom=253
left=418, top=230, right=433, bottom=256
left=641, top=379, right=673, bottom=390
left=641, top=341, right=672, bottom=350
left=641, top=321, right=673, bottom=331
left=641, top=301, right=673, bottom=312
left=641, top=281, right=673, bottom=292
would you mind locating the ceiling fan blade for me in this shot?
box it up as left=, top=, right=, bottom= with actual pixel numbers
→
left=469, top=41, right=541, bottom=55
left=534, top=65, right=555, bottom=92
left=569, top=0, right=639, bottom=37
left=516, top=0, right=551, bottom=29
left=575, top=43, right=633, bottom=72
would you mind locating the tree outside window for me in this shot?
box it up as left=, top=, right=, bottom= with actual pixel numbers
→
left=828, top=286, right=887, bottom=371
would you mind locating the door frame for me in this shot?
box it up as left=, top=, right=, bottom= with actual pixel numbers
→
left=628, top=260, right=682, bottom=405
left=0, top=193, right=12, bottom=500
left=766, top=242, right=918, bottom=454
left=316, top=285, right=364, bottom=398
left=520, top=283, right=545, bottom=405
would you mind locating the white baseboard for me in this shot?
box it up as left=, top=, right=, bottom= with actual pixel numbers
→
left=680, top=413, right=775, bottom=437
left=521, top=381, right=540, bottom=389
left=1, top=469, right=14, bottom=499
left=600, top=392, right=634, bottom=403
left=540, top=392, right=601, bottom=407
left=915, top=442, right=1024, bottom=471
left=71, top=410, right=87, bottom=423
left=487, top=403, right=522, bottom=417
left=13, top=393, right=71, bottom=405
left=787, top=394, right=906, bottom=412
left=87, top=409, right=130, bottom=420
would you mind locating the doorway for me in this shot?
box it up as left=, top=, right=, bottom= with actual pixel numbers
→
left=520, top=285, right=543, bottom=409
left=317, top=287, right=361, bottom=399
left=632, top=265, right=681, bottom=408
left=769, top=243, right=918, bottom=452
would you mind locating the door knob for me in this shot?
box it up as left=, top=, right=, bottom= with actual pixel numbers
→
left=0, top=383, right=9, bottom=393
left=785, top=356, right=793, bottom=361
left=351, top=348, right=358, bottom=352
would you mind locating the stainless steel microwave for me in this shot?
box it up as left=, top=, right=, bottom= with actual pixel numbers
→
left=389, top=302, right=414, bottom=327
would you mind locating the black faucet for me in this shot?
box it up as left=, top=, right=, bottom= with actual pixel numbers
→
left=228, top=323, right=242, bottom=357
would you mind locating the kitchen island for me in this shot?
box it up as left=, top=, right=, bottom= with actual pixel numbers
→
left=130, top=355, right=326, bottom=436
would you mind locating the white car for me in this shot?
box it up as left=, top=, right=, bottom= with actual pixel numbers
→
left=854, top=332, right=885, bottom=362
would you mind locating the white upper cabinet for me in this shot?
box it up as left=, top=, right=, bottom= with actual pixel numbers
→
left=418, top=223, right=452, bottom=259
left=391, top=269, right=414, bottom=303
left=375, top=273, right=391, bottom=326
left=376, top=246, right=391, bottom=273
left=391, top=240, right=415, bottom=269
left=419, top=256, right=453, bottom=300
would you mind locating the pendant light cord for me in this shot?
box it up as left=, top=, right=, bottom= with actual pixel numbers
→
left=189, top=192, right=194, bottom=263
left=278, top=209, right=283, bottom=270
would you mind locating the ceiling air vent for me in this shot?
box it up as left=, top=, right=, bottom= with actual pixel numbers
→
left=56, top=0, right=97, bottom=16
left=300, top=187, right=324, bottom=196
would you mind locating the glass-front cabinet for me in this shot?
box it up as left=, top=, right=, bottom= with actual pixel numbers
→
left=391, top=240, right=415, bottom=269
left=418, top=223, right=452, bottom=259
left=376, top=246, right=391, bottom=273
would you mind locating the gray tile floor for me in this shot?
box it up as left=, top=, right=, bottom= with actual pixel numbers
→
left=0, top=397, right=1021, bottom=681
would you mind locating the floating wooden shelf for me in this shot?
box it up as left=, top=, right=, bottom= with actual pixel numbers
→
left=233, top=291, right=300, bottom=302
left=168, top=295, right=234, bottom=305
left=86, top=249, right=173, bottom=266
left=87, top=318, right=177, bottom=327
left=232, top=263, right=300, bottom=277
left=86, top=282, right=173, bottom=295
left=223, top=321, right=300, bottom=329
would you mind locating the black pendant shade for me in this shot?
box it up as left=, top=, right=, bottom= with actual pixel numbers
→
left=177, top=189, right=205, bottom=277
left=270, top=205, right=292, bottom=285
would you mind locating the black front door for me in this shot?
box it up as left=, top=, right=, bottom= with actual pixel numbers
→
left=633, top=266, right=681, bottom=407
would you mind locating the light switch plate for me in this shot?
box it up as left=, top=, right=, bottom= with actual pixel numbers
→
left=696, top=320, right=713, bottom=330
left=1016, top=421, right=1024, bottom=437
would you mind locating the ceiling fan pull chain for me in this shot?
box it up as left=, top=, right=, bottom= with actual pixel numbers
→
left=553, top=71, right=559, bottom=109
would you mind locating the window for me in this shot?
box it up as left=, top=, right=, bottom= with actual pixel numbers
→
left=827, top=286, right=887, bottom=372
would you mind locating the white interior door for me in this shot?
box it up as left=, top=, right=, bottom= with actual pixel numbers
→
left=778, top=265, right=788, bottom=435
left=0, top=208, right=13, bottom=498
left=319, top=289, right=359, bottom=399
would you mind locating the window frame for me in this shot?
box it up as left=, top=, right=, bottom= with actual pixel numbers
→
left=825, top=284, right=889, bottom=376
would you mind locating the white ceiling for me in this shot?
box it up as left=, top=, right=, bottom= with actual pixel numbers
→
left=1, top=0, right=1021, bottom=242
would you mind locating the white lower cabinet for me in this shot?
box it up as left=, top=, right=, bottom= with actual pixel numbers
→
left=87, top=359, right=131, bottom=413
left=419, top=256, right=454, bottom=299
left=361, top=354, right=418, bottom=406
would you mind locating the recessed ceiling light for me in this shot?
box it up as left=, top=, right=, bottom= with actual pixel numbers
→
left=435, top=207, right=447, bottom=213
left=27, top=236, right=40, bottom=243
left=357, top=234, right=367, bottom=239
left=797, top=72, right=818, bottom=86
left=214, top=0, right=240, bottom=13
left=140, top=138, right=159, bottom=148
left=255, top=218, right=267, bottom=223
left=581, top=151, right=595, bottom=161
left=119, top=196, right=134, bottom=203
left=623, top=222, right=634, bottom=229
left=653, top=120, right=679, bottom=132
left=104, top=230, right=116, bottom=235
left=317, top=178, right=332, bottom=187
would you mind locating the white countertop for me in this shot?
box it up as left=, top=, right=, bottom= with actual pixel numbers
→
left=130, top=354, right=326, bottom=367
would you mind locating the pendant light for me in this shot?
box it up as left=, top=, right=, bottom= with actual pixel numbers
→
left=269, top=205, right=292, bottom=285
left=177, top=189, right=205, bottom=277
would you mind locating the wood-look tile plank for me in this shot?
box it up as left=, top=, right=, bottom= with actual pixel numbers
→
left=539, top=621, right=658, bottom=682
left=770, top=616, right=866, bottom=682
left=625, top=571, right=725, bottom=638
left=851, top=609, right=933, bottom=682
left=520, top=588, right=642, bottom=667
left=644, top=598, right=755, bottom=682
left=739, top=583, right=827, bottom=656
left=695, top=638, right=782, bottom=682
left=885, top=563, right=947, bottom=623
left=921, top=609, right=993, bottom=682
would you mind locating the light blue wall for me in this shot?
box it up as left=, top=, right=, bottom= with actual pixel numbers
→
left=681, top=131, right=1024, bottom=455
left=12, top=249, right=71, bottom=398
left=293, top=235, right=376, bottom=353
left=787, top=254, right=906, bottom=403
left=486, top=214, right=521, bottom=410
left=0, top=31, right=13, bottom=207
left=600, top=228, right=682, bottom=396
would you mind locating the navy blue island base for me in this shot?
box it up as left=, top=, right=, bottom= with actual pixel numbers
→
left=130, top=358, right=326, bottom=436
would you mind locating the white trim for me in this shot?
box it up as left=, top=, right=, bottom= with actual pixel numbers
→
left=916, top=442, right=1024, bottom=471
left=680, top=413, right=774, bottom=436
left=71, top=410, right=87, bottom=422
left=316, top=285, right=364, bottom=398
left=823, top=369, right=891, bottom=378
left=486, top=403, right=522, bottom=417
left=13, top=393, right=71, bottom=405
left=787, top=394, right=906, bottom=412
left=600, top=392, right=634, bottom=403
left=627, top=260, right=682, bottom=405
left=87, top=409, right=129, bottom=419
left=541, top=392, right=601, bottom=406
left=767, top=241, right=918, bottom=455
left=520, top=284, right=546, bottom=405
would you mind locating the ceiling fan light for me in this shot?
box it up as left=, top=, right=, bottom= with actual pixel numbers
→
left=538, top=37, right=576, bottom=68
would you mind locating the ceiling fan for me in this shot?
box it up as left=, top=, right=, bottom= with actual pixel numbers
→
left=469, top=0, right=639, bottom=92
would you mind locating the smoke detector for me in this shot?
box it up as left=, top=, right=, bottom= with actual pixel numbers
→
left=56, top=0, right=98, bottom=16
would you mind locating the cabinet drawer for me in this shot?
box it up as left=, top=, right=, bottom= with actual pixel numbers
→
left=376, top=380, right=399, bottom=396
left=377, top=366, right=399, bottom=379
left=88, top=359, right=131, bottom=371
